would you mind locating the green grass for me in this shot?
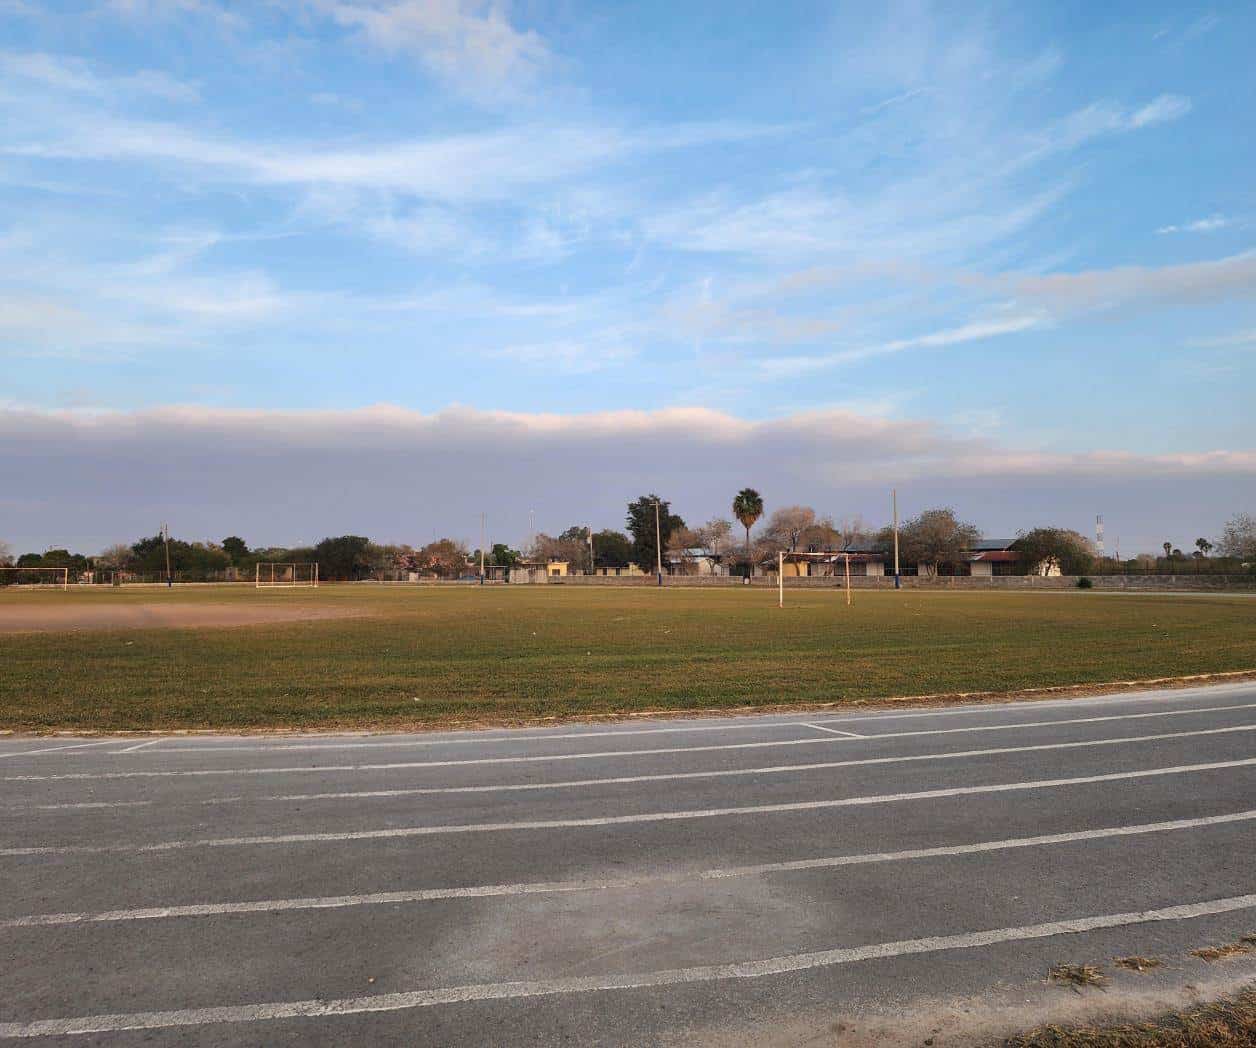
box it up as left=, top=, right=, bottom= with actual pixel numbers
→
left=2, top=586, right=1255, bottom=731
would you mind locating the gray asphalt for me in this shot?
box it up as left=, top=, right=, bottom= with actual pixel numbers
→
left=3, top=682, right=1256, bottom=1046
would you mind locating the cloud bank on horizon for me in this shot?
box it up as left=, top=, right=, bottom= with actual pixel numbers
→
left=3, top=403, right=1251, bottom=555
left=0, top=1, right=1252, bottom=553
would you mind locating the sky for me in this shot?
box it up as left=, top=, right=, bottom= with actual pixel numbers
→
left=1, top=1, right=1253, bottom=555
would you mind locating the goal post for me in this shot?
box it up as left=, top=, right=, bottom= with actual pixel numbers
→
left=254, top=563, right=319, bottom=588
left=0, top=567, right=69, bottom=590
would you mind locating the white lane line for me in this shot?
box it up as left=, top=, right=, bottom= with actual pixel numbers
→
left=805, top=681, right=1256, bottom=727
left=6, top=757, right=1255, bottom=857
left=3, top=725, right=1248, bottom=811
left=100, top=691, right=1256, bottom=755
left=1, top=801, right=154, bottom=813
left=114, top=740, right=162, bottom=754
left=142, top=720, right=822, bottom=753
left=803, top=723, right=863, bottom=738
left=8, top=702, right=1256, bottom=783
left=5, top=893, right=1256, bottom=1037
left=0, top=740, right=120, bottom=761
left=197, top=724, right=1256, bottom=806
left=7, top=809, right=1254, bottom=930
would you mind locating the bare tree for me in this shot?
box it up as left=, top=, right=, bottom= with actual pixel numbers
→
left=836, top=515, right=872, bottom=548
left=761, top=505, right=817, bottom=552
left=890, top=508, right=981, bottom=578
left=703, top=518, right=733, bottom=558
left=0, top=540, right=11, bottom=567
left=1219, top=513, right=1256, bottom=561
left=95, top=543, right=133, bottom=571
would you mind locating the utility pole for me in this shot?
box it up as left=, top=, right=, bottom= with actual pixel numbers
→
left=892, top=488, right=901, bottom=590
left=654, top=499, right=663, bottom=586
left=528, top=509, right=535, bottom=551
left=161, top=522, right=172, bottom=588
left=845, top=551, right=852, bottom=606
left=778, top=551, right=784, bottom=607
left=479, top=512, right=485, bottom=584
left=587, top=526, right=594, bottom=576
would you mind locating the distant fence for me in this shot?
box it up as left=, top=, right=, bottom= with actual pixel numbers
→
left=544, top=573, right=1256, bottom=591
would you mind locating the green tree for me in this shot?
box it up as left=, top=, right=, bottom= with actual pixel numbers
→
left=626, top=495, right=684, bottom=575
left=490, top=543, right=521, bottom=568
left=731, top=488, right=764, bottom=576
left=1011, top=528, right=1096, bottom=576
left=592, top=529, right=633, bottom=569
left=221, top=536, right=249, bottom=563
left=313, top=535, right=373, bottom=580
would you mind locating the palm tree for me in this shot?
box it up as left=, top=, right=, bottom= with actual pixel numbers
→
left=732, top=488, right=764, bottom=578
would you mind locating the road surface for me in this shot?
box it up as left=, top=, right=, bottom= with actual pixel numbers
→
left=3, top=682, right=1256, bottom=1044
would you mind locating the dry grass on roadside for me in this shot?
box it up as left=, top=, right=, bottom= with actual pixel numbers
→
left=1114, top=956, right=1163, bottom=972
left=1001, top=986, right=1256, bottom=1047
left=1190, top=940, right=1254, bottom=962
left=1048, top=964, right=1109, bottom=990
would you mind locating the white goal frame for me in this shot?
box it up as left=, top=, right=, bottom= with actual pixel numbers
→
left=0, top=567, right=69, bottom=590
left=255, top=563, right=319, bottom=588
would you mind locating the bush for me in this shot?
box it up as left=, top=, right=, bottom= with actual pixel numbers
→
left=1076, top=576, right=1093, bottom=589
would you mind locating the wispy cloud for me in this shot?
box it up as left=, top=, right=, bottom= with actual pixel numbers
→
left=758, top=314, right=1045, bottom=377
left=319, top=0, right=550, bottom=103
left=1156, top=214, right=1231, bottom=234
left=0, top=49, right=199, bottom=101
left=1128, top=94, right=1192, bottom=128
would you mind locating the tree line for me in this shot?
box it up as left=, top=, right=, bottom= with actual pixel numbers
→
left=2, top=505, right=1254, bottom=581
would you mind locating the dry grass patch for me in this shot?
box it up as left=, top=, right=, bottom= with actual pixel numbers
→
left=1190, top=940, right=1253, bottom=963
left=1049, top=964, right=1109, bottom=991
left=1114, top=956, right=1163, bottom=972
left=1001, top=985, right=1256, bottom=1047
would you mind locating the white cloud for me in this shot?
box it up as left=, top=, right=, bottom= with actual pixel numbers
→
left=0, top=50, right=199, bottom=102
left=1129, top=94, right=1192, bottom=128
left=758, top=314, right=1045, bottom=376
left=1002, top=252, right=1256, bottom=312
left=322, top=0, right=549, bottom=102
left=2, top=109, right=778, bottom=203
left=1, top=403, right=1250, bottom=552
left=1156, top=215, right=1231, bottom=234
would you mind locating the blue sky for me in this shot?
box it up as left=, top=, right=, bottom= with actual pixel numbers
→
left=1, top=1, right=1253, bottom=553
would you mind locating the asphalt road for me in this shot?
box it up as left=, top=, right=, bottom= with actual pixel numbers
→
left=3, top=682, right=1256, bottom=1046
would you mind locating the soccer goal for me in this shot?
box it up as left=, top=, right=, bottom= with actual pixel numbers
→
left=255, top=563, right=319, bottom=588
left=0, top=567, right=70, bottom=590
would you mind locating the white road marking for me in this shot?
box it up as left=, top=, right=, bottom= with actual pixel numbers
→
left=8, top=702, right=1256, bottom=783
left=0, top=740, right=121, bottom=761
left=6, top=809, right=1253, bottom=930
left=6, top=757, right=1254, bottom=857
left=802, top=723, right=863, bottom=737
left=1, top=801, right=154, bottom=813
left=141, top=720, right=823, bottom=753
left=114, top=740, right=162, bottom=754
left=194, top=724, right=1256, bottom=805
left=5, top=893, right=1256, bottom=1037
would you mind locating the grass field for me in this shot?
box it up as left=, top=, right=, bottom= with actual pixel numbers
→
left=2, top=585, right=1255, bottom=732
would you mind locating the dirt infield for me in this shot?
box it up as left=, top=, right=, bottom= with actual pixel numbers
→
left=0, top=602, right=364, bottom=634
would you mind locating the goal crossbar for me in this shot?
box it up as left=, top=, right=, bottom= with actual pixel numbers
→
left=0, top=567, right=69, bottom=590
left=255, top=563, right=319, bottom=588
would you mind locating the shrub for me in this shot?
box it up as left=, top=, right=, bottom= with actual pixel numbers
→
left=1076, top=576, right=1093, bottom=589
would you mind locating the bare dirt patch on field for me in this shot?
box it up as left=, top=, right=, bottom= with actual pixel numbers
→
left=0, top=601, right=365, bottom=633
